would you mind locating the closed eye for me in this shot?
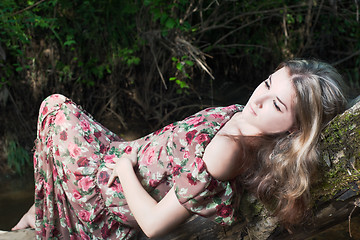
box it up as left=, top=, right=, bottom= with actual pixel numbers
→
left=264, top=75, right=272, bottom=89
left=273, top=100, right=282, bottom=112
left=264, top=80, right=270, bottom=89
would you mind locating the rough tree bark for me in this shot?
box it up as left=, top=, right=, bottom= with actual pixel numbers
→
left=137, top=101, right=360, bottom=240
left=2, top=102, right=359, bottom=240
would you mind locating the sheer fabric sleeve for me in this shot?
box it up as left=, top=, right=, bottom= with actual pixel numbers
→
left=169, top=111, right=237, bottom=226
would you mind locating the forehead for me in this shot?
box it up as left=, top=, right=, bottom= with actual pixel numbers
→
left=272, top=67, right=296, bottom=105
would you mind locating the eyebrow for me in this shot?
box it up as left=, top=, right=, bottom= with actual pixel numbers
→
left=269, top=74, right=288, bottom=111
left=276, top=97, right=288, bottom=111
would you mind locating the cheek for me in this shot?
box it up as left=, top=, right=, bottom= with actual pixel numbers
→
left=264, top=113, right=294, bottom=133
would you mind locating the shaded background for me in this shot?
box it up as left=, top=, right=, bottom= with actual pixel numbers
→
left=1, top=0, right=360, bottom=238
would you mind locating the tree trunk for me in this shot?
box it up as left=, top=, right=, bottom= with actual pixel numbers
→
left=137, top=101, right=360, bottom=240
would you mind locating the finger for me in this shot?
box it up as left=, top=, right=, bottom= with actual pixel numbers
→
left=124, top=146, right=138, bottom=161
left=107, top=172, right=116, bottom=187
left=105, top=163, right=115, bottom=169
left=130, top=147, right=138, bottom=158
left=124, top=146, right=138, bottom=157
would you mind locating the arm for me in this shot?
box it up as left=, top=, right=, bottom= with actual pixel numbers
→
left=108, top=156, right=192, bottom=238
left=203, top=134, right=242, bottom=181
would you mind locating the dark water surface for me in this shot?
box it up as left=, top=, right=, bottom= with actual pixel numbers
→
left=0, top=176, right=34, bottom=231
left=0, top=177, right=359, bottom=239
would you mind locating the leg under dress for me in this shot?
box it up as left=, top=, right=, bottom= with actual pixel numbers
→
left=33, top=94, right=137, bottom=239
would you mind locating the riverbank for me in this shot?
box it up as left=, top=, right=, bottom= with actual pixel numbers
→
left=0, top=229, right=35, bottom=240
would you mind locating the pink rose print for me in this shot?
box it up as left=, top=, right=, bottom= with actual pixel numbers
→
left=149, top=179, right=159, bottom=187
left=206, top=178, right=219, bottom=191
left=60, top=130, right=68, bottom=141
left=111, top=179, right=123, bottom=192
left=92, top=154, right=100, bottom=161
left=33, top=154, right=37, bottom=166
left=124, top=146, right=132, bottom=154
left=99, top=144, right=107, bottom=154
left=84, top=135, right=93, bottom=144
left=187, top=173, right=197, bottom=185
left=94, top=131, right=102, bottom=139
left=73, top=189, right=82, bottom=200
left=55, top=148, right=60, bottom=156
left=52, top=165, right=58, bottom=179
left=101, top=224, right=111, bottom=238
left=68, top=142, right=81, bottom=158
left=74, top=111, right=81, bottom=118
left=80, top=120, right=91, bottom=132
left=78, top=176, right=93, bottom=192
left=195, top=157, right=205, bottom=171
left=142, top=146, right=156, bottom=165
left=172, top=165, right=182, bottom=176
left=216, top=204, right=232, bottom=218
left=163, top=124, right=173, bottom=131
left=186, top=116, right=205, bottom=126
left=50, top=94, right=61, bottom=100
left=103, top=154, right=116, bottom=164
left=57, top=193, right=66, bottom=201
left=195, top=133, right=210, bottom=144
left=77, top=157, right=90, bottom=167
left=222, top=105, right=237, bottom=111
left=79, top=227, right=91, bottom=240
left=54, top=110, right=66, bottom=125
left=41, top=106, right=48, bottom=116
left=36, top=207, right=43, bottom=221
left=210, top=113, right=225, bottom=120
left=98, top=171, right=109, bottom=185
left=46, top=138, right=53, bottom=149
left=168, top=155, right=174, bottom=164
left=44, top=181, right=52, bottom=195
left=183, top=151, right=190, bottom=158
left=153, top=129, right=161, bottom=135
left=114, top=211, right=128, bottom=222
left=101, top=221, right=120, bottom=238
left=47, top=115, right=56, bottom=125
left=185, top=130, right=197, bottom=145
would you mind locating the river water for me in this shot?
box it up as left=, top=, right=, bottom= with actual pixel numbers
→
left=0, top=176, right=359, bottom=239
left=0, top=176, right=34, bottom=231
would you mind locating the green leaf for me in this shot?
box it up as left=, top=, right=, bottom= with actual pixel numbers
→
left=165, top=18, right=176, bottom=29
left=185, top=60, right=194, bottom=66
left=176, top=62, right=183, bottom=71
left=64, top=40, right=76, bottom=46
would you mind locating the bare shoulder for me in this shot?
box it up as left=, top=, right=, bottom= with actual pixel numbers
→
left=203, top=116, right=242, bottom=181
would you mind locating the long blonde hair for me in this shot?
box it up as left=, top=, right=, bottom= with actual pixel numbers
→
left=242, top=59, right=347, bottom=226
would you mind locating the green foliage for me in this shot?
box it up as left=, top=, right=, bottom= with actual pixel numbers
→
left=145, top=0, right=191, bottom=36
left=0, top=0, right=142, bottom=88
left=170, top=56, right=194, bottom=94
left=6, top=140, right=31, bottom=176
left=1, top=0, right=360, bottom=164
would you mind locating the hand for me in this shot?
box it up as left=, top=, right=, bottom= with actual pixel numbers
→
left=106, top=146, right=138, bottom=187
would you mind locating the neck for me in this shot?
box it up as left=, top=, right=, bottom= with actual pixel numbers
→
left=232, top=112, right=262, bottom=136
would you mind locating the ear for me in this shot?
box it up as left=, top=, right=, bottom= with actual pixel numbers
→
left=287, top=125, right=299, bottom=134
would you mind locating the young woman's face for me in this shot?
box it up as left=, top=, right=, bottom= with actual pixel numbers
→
left=242, top=67, right=296, bottom=135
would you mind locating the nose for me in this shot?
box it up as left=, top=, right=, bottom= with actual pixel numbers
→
left=254, top=95, right=265, bottom=108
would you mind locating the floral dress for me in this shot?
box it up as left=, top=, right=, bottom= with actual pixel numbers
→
left=34, top=94, right=244, bottom=239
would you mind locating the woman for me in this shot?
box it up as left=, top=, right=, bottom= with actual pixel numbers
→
left=12, top=59, right=347, bottom=239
